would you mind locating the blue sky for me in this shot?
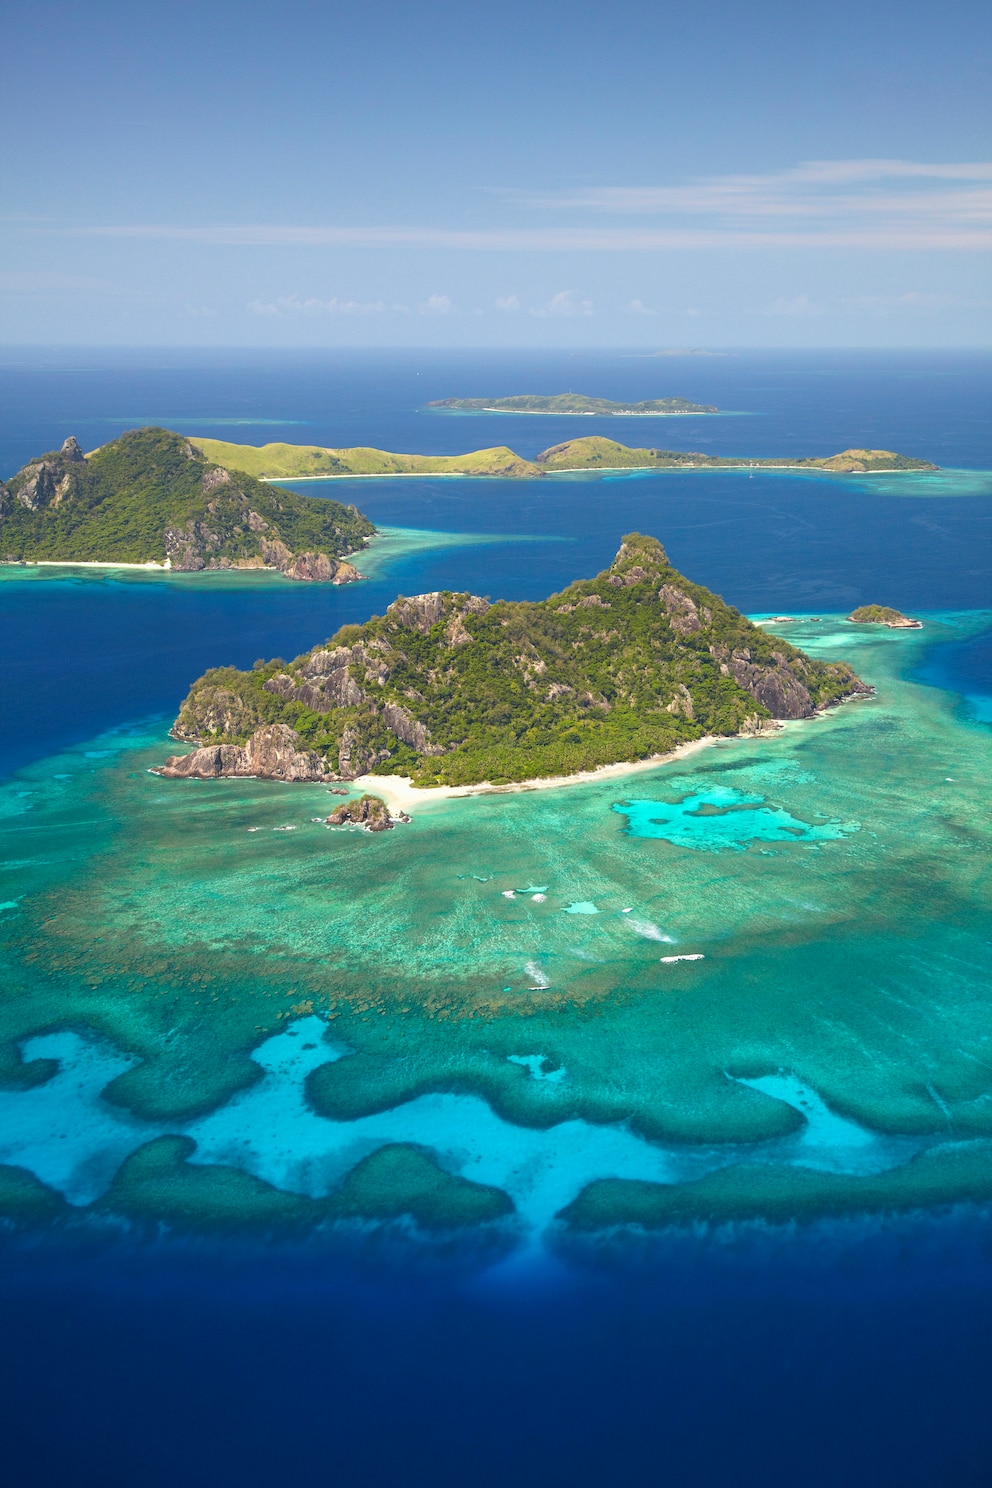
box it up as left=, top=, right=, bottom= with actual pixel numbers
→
left=2, top=0, right=989, bottom=346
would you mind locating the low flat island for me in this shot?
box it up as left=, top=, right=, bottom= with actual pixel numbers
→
left=426, top=393, right=719, bottom=415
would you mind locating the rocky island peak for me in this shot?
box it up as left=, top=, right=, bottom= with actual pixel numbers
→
left=0, top=426, right=376, bottom=578
left=157, top=532, right=871, bottom=790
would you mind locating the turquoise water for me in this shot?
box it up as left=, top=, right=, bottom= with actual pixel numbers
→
left=2, top=351, right=992, bottom=1486
left=2, top=613, right=990, bottom=1241
left=613, top=784, right=853, bottom=850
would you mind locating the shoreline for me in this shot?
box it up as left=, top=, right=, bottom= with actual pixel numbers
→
left=7, top=558, right=173, bottom=571
left=353, top=735, right=724, bottom=812
left=469, top=408, right=717, bottom=417
left=266, top=463, right=930, bottom=483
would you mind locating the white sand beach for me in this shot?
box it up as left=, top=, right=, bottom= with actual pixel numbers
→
left=353, top=735, right=722, bottom=813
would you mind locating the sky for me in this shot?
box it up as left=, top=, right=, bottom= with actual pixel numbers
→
left=1, top=0, right=989, bottom=348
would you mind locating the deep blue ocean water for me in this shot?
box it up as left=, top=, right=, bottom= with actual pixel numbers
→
left=1, top=349, right=991, bottom=1486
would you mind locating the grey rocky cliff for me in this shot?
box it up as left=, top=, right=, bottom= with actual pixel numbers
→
left=154, top=723, right=333, bottom=782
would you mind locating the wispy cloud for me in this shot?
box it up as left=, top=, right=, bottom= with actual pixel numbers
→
left=45, top=161, right=992, bottom=251
left=502, top=159, right=992, bottom=225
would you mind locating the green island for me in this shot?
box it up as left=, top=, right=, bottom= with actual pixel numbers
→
left=158, top=533, right=868, bottom=789
left=426, top=392, right=719, bottom=415
left=0, top=427, right=376, bottom=579
left=847, top=604, right=922, bottom=628
left=190, top=432, right=937, bottom=479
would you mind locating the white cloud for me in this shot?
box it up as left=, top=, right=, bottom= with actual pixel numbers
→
left=626, top=298, right=657, bottom=315
left=495, top=295, right=521, bottom=311
left=418, top=294, right=452, bottom=315
left=530, top=290, right=593, bottom=318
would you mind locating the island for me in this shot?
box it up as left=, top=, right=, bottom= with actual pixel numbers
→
left=155, top=532, right=870, bottom=790
left=187, top=437, right=538, bottom=480
left=0, top=428, right=376, bottom=579
left=534, top=438, right=937, bottom=474
left=188, top=433, right=937, bottom=480
left=426, top=393, right=719, bottom=415
left=847, top=605, right=923, bottom=628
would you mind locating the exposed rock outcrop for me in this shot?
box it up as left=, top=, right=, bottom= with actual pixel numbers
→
left=382, top=702, right=444, bottom=755
left=282, top=552, right=363, bottom=583
left=728, top=650, right=815, bottom=719
left=658, top=584, right=712, bottom=636
left=326, top=793, right=402, bottom=832
left=154, top=723, right=333, bottom=781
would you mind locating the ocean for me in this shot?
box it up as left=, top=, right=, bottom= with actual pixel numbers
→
left=1, top=348, right=990, bottom=1486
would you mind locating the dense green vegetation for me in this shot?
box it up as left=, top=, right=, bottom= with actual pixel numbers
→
left=0, top=427, right=376, bottom=569
left=173, top=534, right=865, bottom=787
left=427, top=392, right=719, bottom=414
left=847, top=604, right=919, bottom=625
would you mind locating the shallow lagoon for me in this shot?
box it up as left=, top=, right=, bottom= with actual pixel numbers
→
left=2, top=351, right=992, bottom=1485
left=2, top=614, right=990, bottom=1242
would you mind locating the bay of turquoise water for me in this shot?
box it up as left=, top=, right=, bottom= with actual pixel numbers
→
left=1, top=349, right=990, bottom=1486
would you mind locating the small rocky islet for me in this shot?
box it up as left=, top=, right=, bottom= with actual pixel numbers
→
left=325, top=793, right=405, bottom=832
left=847, top=604, right=923, bottom=628
left=155, top=533, right=872, bottom=790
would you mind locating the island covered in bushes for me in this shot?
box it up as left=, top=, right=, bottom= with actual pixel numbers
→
left=426, top=393, right=719, bottom=415
left=157, top=533, right=870, bottom=789
left=0, top=428, right=376, bottom=578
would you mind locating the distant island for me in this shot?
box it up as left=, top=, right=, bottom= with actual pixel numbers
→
left=847, top=605, right=922, bottom=628
left=190, top=433, right=938, bottom=480
left=156, top=532, right=869, bottom=790
left=1, top=427, right=938, bottom=576
left=426, top=393, right=719, bottom=415
left=0, top=428, right=376, bottom=579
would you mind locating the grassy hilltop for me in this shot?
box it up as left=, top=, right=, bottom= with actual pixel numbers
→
left=535, top=437, right=936, bottom=473
left=190, top=438, right=538, bottom=480
left=164, top=533, right=866, bottom=788
left=189, top=434, right=936, bottom=480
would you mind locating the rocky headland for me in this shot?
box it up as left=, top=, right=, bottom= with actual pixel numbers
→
left=0, top=428, right=376, bottom=578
